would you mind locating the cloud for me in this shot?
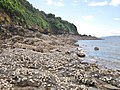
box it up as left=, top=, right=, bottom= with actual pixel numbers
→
left=88, top=1, right=108, bottom=7
left=114, top=18, right=120, bottom=21
left=73, top=20, right=119, bottom=37
left=109, top=0, right=120, bottom=6
left=54, top=2, right=64, bottom=6
left=71, top=18, right=120, bottom=37
left=82, top=15, right=94, bottom=21
left=88, top=0, right=120, bottom=7
left=47, top=0, right=64, bottom=6
left=109, top=28, right=120, bottom=36
left=74, top=0, right=79, bottom=3
left=47, top=0, right=53, bottom=5
left=73, top=20, right=108, bottom=37
left=84, top=0, right=88, bottom=3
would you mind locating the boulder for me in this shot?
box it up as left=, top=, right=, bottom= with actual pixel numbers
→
left=74, top=43, right=79, bottom=47
left=94, top=47, right=99, bottom=51
left=76, top=52, right=85, bottom=57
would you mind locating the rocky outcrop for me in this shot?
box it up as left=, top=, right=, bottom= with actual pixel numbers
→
left=0, top=30, right=120, bottom=90
left=76, top=51, right=86, bottom=57
left=94, top=47, right=99, bottom=51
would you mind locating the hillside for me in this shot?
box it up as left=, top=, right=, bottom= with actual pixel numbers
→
left=0, top=0, right=78, bottom=34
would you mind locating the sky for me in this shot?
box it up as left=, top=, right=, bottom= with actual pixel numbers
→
left=27, top=0, right=120, bottom=37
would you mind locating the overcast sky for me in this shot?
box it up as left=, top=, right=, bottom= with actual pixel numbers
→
left=27, top=0, right=120, bottom=37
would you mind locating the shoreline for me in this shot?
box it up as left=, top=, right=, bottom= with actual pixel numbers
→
left=0, top=27, right=120, bottom=89
left=78, top=37, right=120, bottom=70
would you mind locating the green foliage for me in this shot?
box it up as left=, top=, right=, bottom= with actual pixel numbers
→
left=0, top=0, right=78, bottom=34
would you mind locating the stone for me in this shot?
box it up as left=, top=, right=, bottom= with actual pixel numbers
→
left=76, top=52, right=85, bottom=57
left=94, top=47, right=99, bottom=51
left=74, top=43, right=79, bottom=47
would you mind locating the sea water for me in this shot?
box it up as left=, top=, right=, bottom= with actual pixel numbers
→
left=77, top=36, right=120, bottom=70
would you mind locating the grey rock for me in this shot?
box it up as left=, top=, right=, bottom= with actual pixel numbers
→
left=94, top=47, right=99, bottom=51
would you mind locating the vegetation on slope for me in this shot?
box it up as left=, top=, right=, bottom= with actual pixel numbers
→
left=0, top=0, right=78, bottom=34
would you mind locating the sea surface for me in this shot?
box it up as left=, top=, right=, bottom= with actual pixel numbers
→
left=77, top=36, right=120, bottom=70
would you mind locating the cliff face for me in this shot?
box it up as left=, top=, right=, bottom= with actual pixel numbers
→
left=0, top=0, right=78, bottom=34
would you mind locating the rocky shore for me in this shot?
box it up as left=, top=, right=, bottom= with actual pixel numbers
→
left=0, top=26, right=120, bottom=90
